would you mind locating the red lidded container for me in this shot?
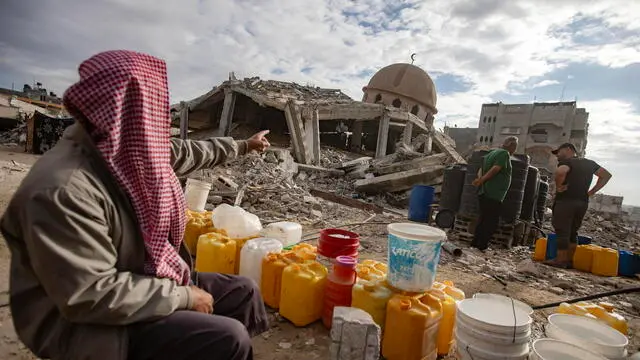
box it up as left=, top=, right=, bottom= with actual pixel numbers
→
left=322, top=256, right=357, bottom=329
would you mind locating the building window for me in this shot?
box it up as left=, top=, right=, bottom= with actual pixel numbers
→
left=410, top=105, right=419, bottom=115
left=500, top=127, right=521, bottom=135
left=392, top=98, right=402, bottom=108
left=374, top=94, right=382, bottom=103
left=490, top=136, right=494, bottom=143
left=530, top=128, right=548, bottom=143
left=480, top=136, right=484, bottom=143
left=493, top=116, right=497, bottom=123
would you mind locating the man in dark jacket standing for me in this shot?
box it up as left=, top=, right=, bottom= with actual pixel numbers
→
left=546, top=142, right=612, bottom=268
left=471, top=136, right=518, bottom=250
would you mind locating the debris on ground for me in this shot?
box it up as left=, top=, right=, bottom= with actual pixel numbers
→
left=0, top=123, right=26, bottom=146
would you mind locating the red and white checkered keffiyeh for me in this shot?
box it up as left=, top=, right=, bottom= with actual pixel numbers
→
left=63, top=50, right=190, bottom=285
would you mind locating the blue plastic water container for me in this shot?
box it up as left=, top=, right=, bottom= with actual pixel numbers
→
left=545, top=234, right=558, bottom=260
left=545, top=233, right=593, bottom=260
left=408, top=185, right=435, bottom=223
left=618, top=250, right=640, bottom=277
left=577, top=235, right=593, bottom=245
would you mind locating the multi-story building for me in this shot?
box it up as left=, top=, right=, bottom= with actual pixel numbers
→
left=443, top=126, right=477, bottom=157
left=476, top=101, right=589, bottom=174
left=589, top=193, right=624, bottom=219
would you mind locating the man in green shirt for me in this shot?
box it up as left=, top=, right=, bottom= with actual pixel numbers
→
left=471, top=136, right=518, bottom=250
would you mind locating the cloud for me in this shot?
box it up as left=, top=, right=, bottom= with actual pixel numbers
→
left=532, top=80, right=561, bottom=88
left=0, top=0, right=638, bottom=202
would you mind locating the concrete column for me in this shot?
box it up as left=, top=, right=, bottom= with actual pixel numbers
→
left=305, top=108, right=321, bottom=164
left=375, top=113, right=390, bottom=159
left=284, top=102, right=309, bottom=164
left=179, top=101, right=189, bottom=140
left=351, top=121, right=363, bottom=152
left=403, top=122, right=413, bottom=145
left=216, top=88, right=236, bottom=137
left=424, top=127, right=433, bottom=154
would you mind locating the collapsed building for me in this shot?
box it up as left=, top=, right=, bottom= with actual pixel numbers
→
left=170, top=63, right=464, bottom=199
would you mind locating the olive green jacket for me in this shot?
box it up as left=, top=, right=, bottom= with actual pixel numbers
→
left=0, top=123, right=247, bottom=359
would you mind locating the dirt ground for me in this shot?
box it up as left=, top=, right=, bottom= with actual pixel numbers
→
left=0, top=144, right=638, bottom=359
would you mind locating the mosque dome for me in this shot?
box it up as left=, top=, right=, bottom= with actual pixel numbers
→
left=363, top=63, right=437, bottom=114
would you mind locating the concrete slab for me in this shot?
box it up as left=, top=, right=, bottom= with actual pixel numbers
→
left=374, top=153, right=449, bottom=176
left=297, top=163, right=345, bottom=177
left=355, top=165, right=445, bottom=194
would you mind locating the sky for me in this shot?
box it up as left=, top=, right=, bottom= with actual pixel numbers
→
left=0, top=0, right=639, bottom=204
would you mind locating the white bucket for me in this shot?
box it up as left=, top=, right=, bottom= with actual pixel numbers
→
left=457, top=298, right=532, bottom=333
left=531, top=338, right=608, bottom=360
left=386, top=223, right=445, bottom=292
left=455, top=333, right=530, bottom=360
left=456, top=315, right=531, bottom=346
left=472, top=293, right=534, bottom=316
left=184, top=178, right=212, bottom=212
left=545, top=314, right=628, bottom=359
left=454, top=297, right=532, bottom=360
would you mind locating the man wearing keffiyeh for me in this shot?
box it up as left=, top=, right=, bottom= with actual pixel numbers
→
left=1, top=50, right=270, bottom=360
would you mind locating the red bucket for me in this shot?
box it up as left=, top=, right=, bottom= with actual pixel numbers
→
left=318, top=228, right=360, bottom=260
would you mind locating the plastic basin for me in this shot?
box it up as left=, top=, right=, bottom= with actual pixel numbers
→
left=532, top=338, right=608, bottom=360
left=472, top=293, right=534, bottom=316
left=545, top=314, right=628, bottom=359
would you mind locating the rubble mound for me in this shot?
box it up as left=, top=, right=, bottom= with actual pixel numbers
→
left=203, top=151, right=360, bottom=225
left=0, top=123, right=26, bottom=146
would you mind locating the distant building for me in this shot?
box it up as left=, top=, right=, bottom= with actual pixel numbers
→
left=0, top=83, right=66, bottom=122
left=477, top=101, right=589, bottom=174
left=443, top=126, right=478, bottom=157
left=622, top=205, right=640, bottom=230
left=589, top=193, right=623, bottom=218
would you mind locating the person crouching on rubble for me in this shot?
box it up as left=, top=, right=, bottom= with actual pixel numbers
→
left=471, top=136, right=518, bottom=251
left=0, top=50, right=271, bottom=360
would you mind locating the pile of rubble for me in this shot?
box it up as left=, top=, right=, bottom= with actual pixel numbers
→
left=0, top=123, right=26, bottom=146
left=347, top=133, right=462, bottom=206
left=235, top=76, right=353, bottom=104
left=580, top=210, right=640, bottom=250
left=196, top=148, right=370, bottom=225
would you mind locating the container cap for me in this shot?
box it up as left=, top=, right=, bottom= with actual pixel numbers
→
left=321, top=228, right=359, bottom=240
left=335, top=256, right=357, bottom=268
left=388, top=223, right=446, bottom=241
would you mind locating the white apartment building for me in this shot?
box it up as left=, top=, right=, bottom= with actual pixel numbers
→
left=476, top=101, right=589, bottom=173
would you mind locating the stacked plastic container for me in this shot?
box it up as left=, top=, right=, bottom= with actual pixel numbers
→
left=592, top=248, right=620, bottom=277
left=322, top=256, right=357, bottom=328
left=382, top=293, right=443, bottom=360
left=455, top=297, right=532, bottom=360
left=238, top=238, right=283, bottom=289
left=557, top=302, right=628, bottom=335
left=261, top=244, right=317, bottom=309
left=279, top=261, right=328, bottom=326
left=544, top=313, right=628, bottom=359
left=317, top=229, right=359, bottom=269
left=352, top=260, right=393, bottom=328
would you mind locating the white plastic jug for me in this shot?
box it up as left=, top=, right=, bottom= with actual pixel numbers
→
left=184, top=178, right=212, bottom=212
left=238, top=238, right=283, bottom=289
left=261, top=222, right=302, bottom=247
left=211, top=204, right=262, bottom=238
